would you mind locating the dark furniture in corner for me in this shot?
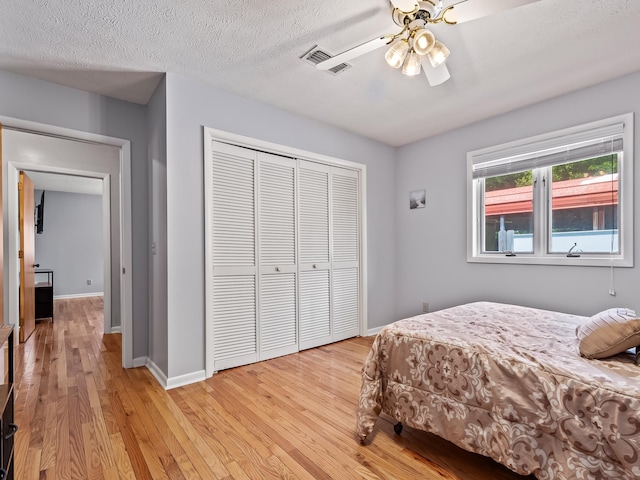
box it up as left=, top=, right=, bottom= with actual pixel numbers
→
left=0, top=326, right=16, bottom=479
left=35, top=269, right=54, bottom=321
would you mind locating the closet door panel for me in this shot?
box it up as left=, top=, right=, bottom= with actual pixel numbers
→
left=208, top=141, right=258, bottom=372
left=259, top=272, right=297, bottom=360
left=259, top=155, right=296, bottom=266
left=212, top=275, right=257, bottom=371
left=332, top=170, right=359, bottom=265
left=298, top=163, right=330, bottom=267
left=298, top=161, right=332, bottom=349
left=331, top=168, right=360, bottom=341
left=332, top=268, right=359, bottom=340
left=299, top=269, right=331, bottom=350
left=210, top=142, right=256, bottom=269
left=258, top=153, right=298, bottom=359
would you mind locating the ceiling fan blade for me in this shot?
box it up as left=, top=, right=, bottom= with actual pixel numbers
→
left=444, top=0, right=541, bottom=24
left=389, top=0, right=419, bottom=13
left=421, top=58, right=450, bottom=86
left=316, top=36, right=391, bottom=71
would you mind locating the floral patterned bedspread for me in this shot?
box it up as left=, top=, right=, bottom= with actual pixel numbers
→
left=357, top=302, right=640, bottom=479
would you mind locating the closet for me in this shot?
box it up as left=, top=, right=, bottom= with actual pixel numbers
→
left=205, top=139, right=363, bottom=373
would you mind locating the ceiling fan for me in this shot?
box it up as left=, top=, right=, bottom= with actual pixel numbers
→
left=317, top=0, right=540, bottom=86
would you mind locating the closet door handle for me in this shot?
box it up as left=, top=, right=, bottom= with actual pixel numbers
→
left=312, top=264, right=317, bottom=269
left=275, top=266, right=280, bottom=272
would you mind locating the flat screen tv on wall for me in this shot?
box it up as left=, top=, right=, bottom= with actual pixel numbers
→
left=36, top=190, right=45, bottom=234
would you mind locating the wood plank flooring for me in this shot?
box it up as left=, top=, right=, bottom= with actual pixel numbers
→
left=14, top=297, right=531, bottom=479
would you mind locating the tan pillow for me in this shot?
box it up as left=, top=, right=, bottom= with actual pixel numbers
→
left=576, top=308, right=640, bottom=359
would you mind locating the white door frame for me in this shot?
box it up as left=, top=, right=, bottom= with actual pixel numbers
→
left=0, top=116, right=133, bottom=368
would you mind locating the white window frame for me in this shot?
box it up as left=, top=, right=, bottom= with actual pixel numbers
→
left=467, top=113, right=634, bottom=267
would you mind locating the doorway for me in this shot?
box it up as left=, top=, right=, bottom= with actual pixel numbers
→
left=27, top=172, right=106, bottom=325
left=1, top=117, right=133, bottom=368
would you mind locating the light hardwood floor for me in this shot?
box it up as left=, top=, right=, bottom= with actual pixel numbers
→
left=14, top=297, right=532, bottom=479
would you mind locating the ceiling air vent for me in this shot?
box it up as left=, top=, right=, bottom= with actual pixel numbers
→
left=301, top=46, right=352, bottom=76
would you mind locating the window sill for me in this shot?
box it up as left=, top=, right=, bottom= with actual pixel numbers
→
left=467, top=254, right=632, bottom=267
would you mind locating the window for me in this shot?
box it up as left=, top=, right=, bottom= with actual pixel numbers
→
left=467, top=114, right=633, bottom=266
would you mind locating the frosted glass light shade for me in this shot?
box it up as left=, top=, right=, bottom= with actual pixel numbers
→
left=427, top=41, right=450, bottom=67
left=402, top=50, right=421, bottom=76
left=385, top=40, right=410, bottom=68
left=390, top=0, right=419, bottom=12
left=413, top=29, right=435, bottom=55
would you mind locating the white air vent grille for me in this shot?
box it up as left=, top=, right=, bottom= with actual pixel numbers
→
left=302, top=47, right=352, bottom=75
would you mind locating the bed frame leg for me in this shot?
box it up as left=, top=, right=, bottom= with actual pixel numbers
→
left=394, top=422, right=403, bottom=435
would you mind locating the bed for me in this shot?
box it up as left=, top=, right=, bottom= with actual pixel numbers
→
left=357, top=302, right=640, bottom=479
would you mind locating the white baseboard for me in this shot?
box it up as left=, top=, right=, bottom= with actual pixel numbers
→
left=145, top=358, right=206, bottom=390
left=166, top=369, right=206, bottom=390
left=146, top=358, right=168, bottom=389
left=109, top=325, right=122, bottom=334
left=54, top=292, right=104, bottom=299
left=367, top=325, right=387, bottom=336
left=132, top=356, right=147, bottom=368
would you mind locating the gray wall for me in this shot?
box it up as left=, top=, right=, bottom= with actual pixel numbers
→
left=395, top=71, right=640, bottom=320
left=162, top=73, right=397, bottom=379
left=0, top=69, right=149, bottom=358
left=34, top=190, right=103, bottom=296
left=147, top=77, right=168, bottom=374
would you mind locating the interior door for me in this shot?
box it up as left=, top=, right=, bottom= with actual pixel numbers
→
left=19, top=171, right=36, bottom=343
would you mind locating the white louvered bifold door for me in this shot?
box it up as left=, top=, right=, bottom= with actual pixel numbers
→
left=331, top=167, right=360, bottom=341
left=205, top=137, right=364, bottom=376
left=257, top=153, right=298, bottom=360
left=207, top=141, right=258, bottom=371
left=298, top=161, right=332, bottom=350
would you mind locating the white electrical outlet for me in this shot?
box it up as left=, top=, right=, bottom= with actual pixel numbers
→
left=87, top=279, right=92, bottom=285
left=422, top=302, right=429, bottom=313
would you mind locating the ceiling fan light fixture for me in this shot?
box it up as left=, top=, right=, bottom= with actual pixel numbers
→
left=427, top=40, right=450, bottom=67
left=402, top=50, right=422, bottom=76
left=385, top=39, right=410, bottom=68
left=412, top=28, right=435, bottom=55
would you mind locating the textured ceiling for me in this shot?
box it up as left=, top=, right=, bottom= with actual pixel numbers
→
left=1, top=0, right=639, bottom=146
